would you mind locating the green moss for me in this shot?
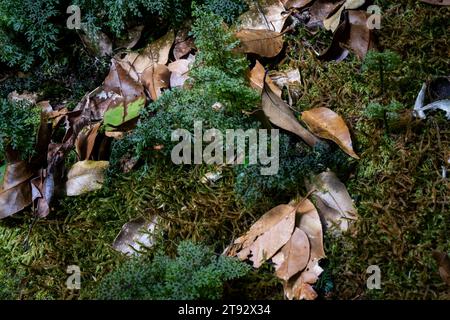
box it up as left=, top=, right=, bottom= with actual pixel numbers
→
left=96, top=241, right=251, bottom=300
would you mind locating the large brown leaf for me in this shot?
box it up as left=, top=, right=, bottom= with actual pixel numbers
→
left=301, top=107, right=359, bottom=158
left=75, top=122, right=102, bottom=161
left=235, top=29, right=284, bottom=58
left=262, top=81, right=319, bottom=147
left=433, top=251, right=450, bottom=286
left=0, top=161, right=34, bottom=219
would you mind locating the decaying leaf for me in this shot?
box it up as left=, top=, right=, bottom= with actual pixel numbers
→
left=168, top=57, right=193, bottom=88
left=238, top=0, right=289, bottom=33
left=141, top=64, right=171, bottom=101
left=174, top=29, right=195, bottom=60
left=0, top=161, right=34, bottom=219
left=117, top=31, right=175, bottom=82
left=235, top=29, right=284, bottom=58
left=301, top=107, right=359, bottom=158
left=323, top=0, right=365, bottom=32
left=320, top=10, right=375, bottom=61
left=248, top=60, right=282, bottom=96
left=307, top=0, right=345, bottom=28
left=229, top=204, right=296, bottom=263
left=100, top=60, right=146, bottom=131
left=273, top=227, right=310, bottom=280
left=305, top=171, right=358, bottom=233
left=75, top=122, right=102, bottom=161
left=66, top=160, right=109, bottom=196
left=262, top=81, right=319, bottom=147
left=113, top=216, right=158, bottom=256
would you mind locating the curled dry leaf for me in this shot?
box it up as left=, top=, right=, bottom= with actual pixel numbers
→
left=248, top=60, right=282, bottom=97
left=0, top=161, right=34, bottom=219
left=262, top=81, right=319, bottom=147
left=320, top=10, right=375, bottom=61
left=66, top=160, right=109, bottom=196
left=323, top=0, right=366, bottom=32
left=235, top=29, right=284, bottom=58
left=305, top=171, right=358, bottom=233
left=113, top=216, right=158, bottom=256
left=301, top=107, right=359, bottom=158
left=142, top=64, right=171, bottom=101
left=238, top=0, right=289, bottom=33
left=75, top=122, right=102, bottom=161
left=307, top=0, right=345, bottom=28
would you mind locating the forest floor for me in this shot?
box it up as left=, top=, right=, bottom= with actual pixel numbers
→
left=0, top=0, right=449, bottom=300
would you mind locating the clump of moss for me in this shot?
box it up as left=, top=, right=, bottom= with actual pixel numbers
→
left=96, top=240, right=251, bottom=300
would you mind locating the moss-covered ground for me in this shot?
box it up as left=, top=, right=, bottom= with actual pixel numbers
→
left=0, top=0, right=449, bottom=299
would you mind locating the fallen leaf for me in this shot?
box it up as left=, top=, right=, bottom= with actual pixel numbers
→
left=323, top=0, right=365, bottom=32
left=413, top=82, right=450, bottom=120
left=307, top=0, right=345, bottom=28
left=168, top=58, right=193, bottom=88
left=113, top=216, right=158, bottom=256
left=301, top=107, right=359, bottom=158
left=0, top=161, right=34, bottom=219
left=229, top=204, right=296, bottom=262
left=262, top=81, right=319, bottom=147
left=174, top=29, right=196, bottom=60
left=235, top=29, right=284, bottom=58
left=273, top=227, right=310, bottom=280
left=101, top=60, right=147, bottom=131
left=141, top=64, right=171, bottom=101
left=117, top=31, right=175, bottom=82
left=238, top=0, right=289, bottom=33
left=305, top=171, right=358, bottom=233
left=248, top=60, right=282, bottom=96
left=66, top=160, right=109, bottom=196
left=75, top=122, right=102, bottom=161
left=7, top=91, right=38, bottom=104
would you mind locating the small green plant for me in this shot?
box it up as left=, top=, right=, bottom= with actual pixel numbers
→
left=110, top=9, right=259, bottom=169
left=0, top=99, right=41, bottom=161
left=362, top=50, right=401, bottom=94
left=363, top=100, right=404, bottom=122
left=203, top=0, right=247, bottom=24
left=96, top=241, right=251, bottom=300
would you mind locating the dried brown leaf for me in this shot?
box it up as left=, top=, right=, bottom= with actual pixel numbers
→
left=141, top=64, right=171, bottom=101
left=301, top=107, right=359, bottom=158
left=235, top=29, right=284, bottom=58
